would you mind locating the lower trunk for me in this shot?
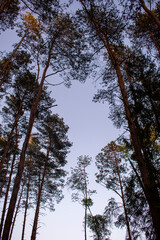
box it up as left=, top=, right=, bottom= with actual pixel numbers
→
left=84, top=206, right=87, bottom=240
left=31, top=141, right=50, bottom=240
left=21, top=166, right=31, bottom=240
left=0, top=152, right=17, bottom=238
left=8, top=183, right=24, bottom=240
left=116, top=157, right=132, bottom=240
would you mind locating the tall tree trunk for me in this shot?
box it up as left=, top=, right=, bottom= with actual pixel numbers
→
left=0, top=149, right=17, bottom=238
left=0, top=29, right=28, bottom=83
left=21, top=160, right=31, bottom=240
left=1, top=38, right=55, bottom=240
left=115, top=157, right=132, bottom=240
left=115, top=63, right=160, bottom=239
left=8, top=183, right=24, bottom=240
left=83, top=166, right=87, bottom=240
left=79, top=2, right=160, bottom=238
left=30, top=141, right=50, bottom=240
left=84, top=206, right=87, bottom=240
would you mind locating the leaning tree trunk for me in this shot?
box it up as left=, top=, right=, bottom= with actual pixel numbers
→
left=115, top=156, right=132, bottom=240
left=115, top=62, right=160, bottom=239
left=21, top=161, right=31, bottom=240
left=8, top=183, right=24, bottom=240
left=1, top=37, right=56, bottom=240
left=79, top=2, right=160, bottom=238
left=0, top=149, right=17, bottom=238
left=30, top=140, right=50, bottom=240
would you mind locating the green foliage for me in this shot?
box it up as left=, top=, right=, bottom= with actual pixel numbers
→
left=87, top=214, right=111, bottom=240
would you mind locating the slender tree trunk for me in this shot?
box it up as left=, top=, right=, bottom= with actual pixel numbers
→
left=1, top=37, right=56, bottom=240
left=139, top=0, right=160, bottom=28
left=0, top=150, right=17, bottom=238
left=8, top=183, right=24, bottom=240
left=0, top=29, right=28, bottom=83
left=128, top=158, right=145, bottom=193
left=21, top=161, right=31, bottom=240
left=115, top=157, right=132, bottom=240
left=30, top=141, right=50, bottom=240
left=83, top=165, right=87, bottom=240
left=0, top=101, right=22, bottom=173
left=79, top=3, right=160, bottom=238
left=115, top=63, right=160, bottom=239
left=84, top=206, right=87, bottom=240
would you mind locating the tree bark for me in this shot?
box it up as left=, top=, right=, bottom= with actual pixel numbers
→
left=8, top=183, right=24, bottom=240
left=115, top=157, right=132, bottom=240
left=83, top=166, right=87, bottom=240
left=30, top=140, right=50, bottom=240
left=0, top=150, right=17, bottom=238
left=21, top=161, right=31, bottom=240
left=115, top=63, right=160, bottom=239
